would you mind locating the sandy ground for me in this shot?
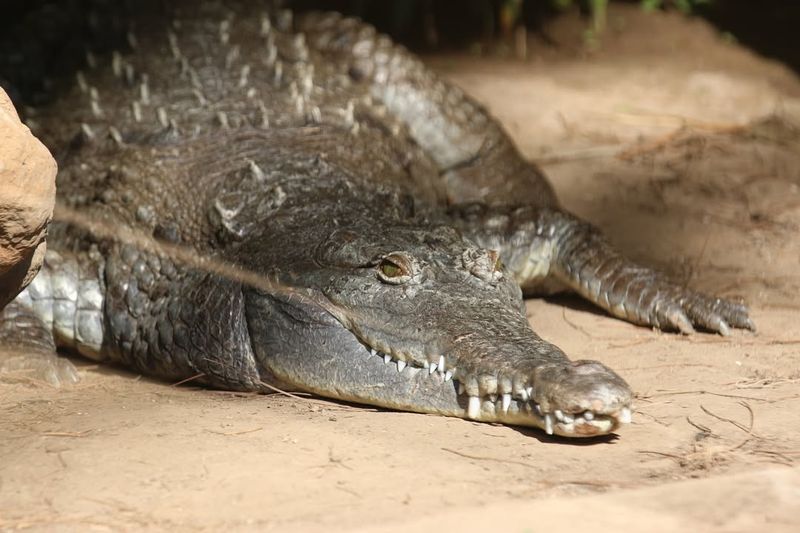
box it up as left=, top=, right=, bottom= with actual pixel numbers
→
left=2, top=5, right=800, bottom=532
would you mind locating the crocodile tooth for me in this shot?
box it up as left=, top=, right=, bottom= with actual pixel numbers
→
left=519, top=388, right=529, bottom=402
left=619, top=407, right=632, bottom=424
left=584, top=411, right=595, bottom=421
left=383, top=354, right=391, bottom=364
left=554, top=409, right=564, bottom=422
left=370, top=349, right=376, bottom=356
left=525, top=386, right=533, bottom=399
left=534, top=403, right=543, bottom=415
left=467, top=396, right=480, bottom=420
left=437, top=356, right=445, bottom=373
left=544, top=414, right=554, bottom=435
left=501, top=393, right=511, bottom=414
left=396, top=360, right=406, bottom=372
left=444, top=370, right=453, bottom=382
left=562, top=412, right=574, bottom=423
left=458, top=382, right=465, bottom=395
left=422, top=360, right=429, bottom=369
left=428, top=363, right=437, bottom=374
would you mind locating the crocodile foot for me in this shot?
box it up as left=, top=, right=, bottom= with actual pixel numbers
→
left=0, top=351, right=80, bottom=387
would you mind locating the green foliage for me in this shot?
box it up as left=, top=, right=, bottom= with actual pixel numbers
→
left=642, top=0, right=715, bottom=14
left=551, top=0, right=574, bottom=9
left=591, top=0, right=608, bottom=32
left=546, top=0, right=715, bottom=50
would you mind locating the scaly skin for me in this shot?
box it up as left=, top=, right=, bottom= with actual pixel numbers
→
left=0, top=1, right=752, bottom=437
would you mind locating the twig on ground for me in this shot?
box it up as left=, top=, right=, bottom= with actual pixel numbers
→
left=257, top=380, right=316, bottom=401
left=171, top=372, right=206, bottom=387
left=533, top=145, right=621, bottom=165
left=255, top=380, right=376, bottom=412
left=750, top=449, right=795, bottom=465
left=637, top=450, right=683, bottom=461
left=616, top=128, right=683, bottom=160
left=206, top=427, right=263, bottom=437
left=606, top=337, right=657, bottom=350
left=441, top=447, right=539, bottom=469
left=617, top=362, right=715, bottom=371
left=700, top=401, right=754, bottom=435
left=642, top=389, right=769, bottom=402
left=441, top=448, right=616, bottom=488
left=686, top=417, right=716, bottom=438
left=42, top=430, right=93, bottom=438
left=561, top=307, right=592, bottom=338
left=631, top=409, right=670, bottom=427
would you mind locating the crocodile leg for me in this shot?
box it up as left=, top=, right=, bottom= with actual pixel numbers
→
left=0, top=299, right=79, bottom=386
left=0, top=250, right=96, bottom=386
left=449, top=204, right=755, bottom=335
left=0, top=244, right=276, bottom=390
left=93, top=242, right=277, bottom=391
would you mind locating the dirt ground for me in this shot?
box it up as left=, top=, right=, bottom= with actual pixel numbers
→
left=2, top=5, right=800, bottom=532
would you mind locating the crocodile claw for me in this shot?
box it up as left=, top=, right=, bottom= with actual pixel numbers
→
left=645, top=282, right=755, bottom=336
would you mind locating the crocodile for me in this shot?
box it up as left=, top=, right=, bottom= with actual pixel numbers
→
left=0, top=0, right=754, bottom=438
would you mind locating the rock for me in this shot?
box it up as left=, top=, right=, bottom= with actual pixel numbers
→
left=0, top=87, right=56, bottom=309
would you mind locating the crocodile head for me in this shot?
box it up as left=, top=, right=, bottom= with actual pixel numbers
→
left=244, top=220, right=632, bottom=438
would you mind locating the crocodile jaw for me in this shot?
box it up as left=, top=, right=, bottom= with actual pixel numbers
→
left=247, top=294, right=633, bottom=438
left=341, top=344, right=633, bottom=438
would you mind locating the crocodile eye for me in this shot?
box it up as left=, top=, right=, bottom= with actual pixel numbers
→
left=380, top=260, right=403, bottom=278
left=376, top=253, right=414, bottom=284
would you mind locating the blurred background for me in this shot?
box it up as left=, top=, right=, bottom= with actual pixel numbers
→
left=289, top=0, right=799, bottom=73
left=0, top=0, right=798, bottom=106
